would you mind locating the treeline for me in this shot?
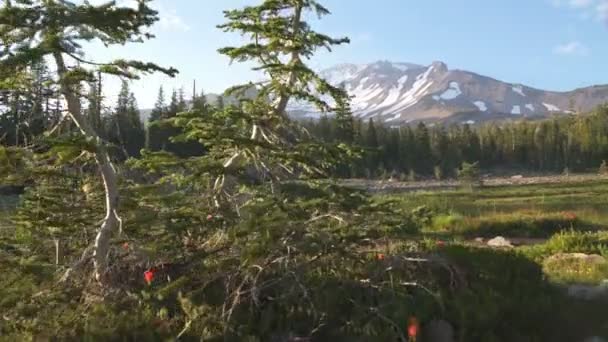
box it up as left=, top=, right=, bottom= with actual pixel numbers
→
left=0, top=62, right=147, bottom=158
left=4, top=61, right=608, bottom=180
left=0, top=63, right=210, bottom=159
left=304, top=106, right=608, bottom=179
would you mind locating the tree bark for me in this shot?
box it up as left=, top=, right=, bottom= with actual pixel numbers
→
left=273, top=3, right=303, bottom=117
left=52, top=52, right=120, bottom=283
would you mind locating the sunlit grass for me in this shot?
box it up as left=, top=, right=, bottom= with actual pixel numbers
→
left=377, top=178, right=608, bottom=288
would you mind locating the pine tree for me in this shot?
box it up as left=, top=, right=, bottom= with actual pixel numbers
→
left=86, top=80, right=103, bottom=134
left=334, top=85, right=355, bottom=144
left=168, top=89, right=179, bottom=118
left=365, top=118, right=379, bottom=176
left=150, top=86, right=166, bottom=122
left=0, top=0, right=177, bottom=282
left=129, top=1, right=403, bottom=338
left=191, top=89, right=209, bottom=113
left=414, top=122, right=432, bottom=174
left=177, top=87, right=188, bottom=112
left=215, top=95, right=225, bottom=110
left=107, top=82, right=144, bottom=158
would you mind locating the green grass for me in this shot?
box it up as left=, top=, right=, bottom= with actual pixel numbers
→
left=382, top=179, right=608, bottom=237
left=375, top=179, right=608, bottom=339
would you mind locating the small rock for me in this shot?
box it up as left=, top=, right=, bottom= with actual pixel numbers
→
left=511, top=175, right=524, bottom=180
left=422, top=319, right=455, bottom=342
left=474, top=237, right=484, bottom=243
left=487, top=236, right=513, bottom=248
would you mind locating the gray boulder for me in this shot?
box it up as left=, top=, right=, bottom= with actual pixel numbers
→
left=487, top=236, right=513, bottom=248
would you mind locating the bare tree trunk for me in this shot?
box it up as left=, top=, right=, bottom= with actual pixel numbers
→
left=52, top=52, right=120, bottom=283
left=273, top=3, right=303, bottom=117
left=54, top=238, right=60, bottom=266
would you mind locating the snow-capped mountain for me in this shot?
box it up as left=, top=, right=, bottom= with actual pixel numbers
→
left=293, top=60, right=608, bottom=124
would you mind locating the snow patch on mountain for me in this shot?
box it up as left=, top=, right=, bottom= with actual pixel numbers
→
left=512, top=105, right=521, bottom=115
left=387, top=70, right=434, bottom=113
left=525, top=104, right=535, bottom=112
left=543, top=103, right=561, bottom=112
left=386, top=112, right=403, bottom=122
left=439, top=82, right=462, bottom=100
left=394, top=62, right=424, bottom=71
left=351, top=85, right=383, bottom=111
left=378, top=87, right=403, bottom=108
left=474, top=101, right=488, bottom=112
left=512, top=85, right=526, bottom=97
left=321, top=64, right=364, bottom=85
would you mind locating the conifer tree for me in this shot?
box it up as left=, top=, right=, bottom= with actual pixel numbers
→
left=107, top=81, right=144, bottom=158
left=168, top=89, right=179, bottom=118
left=414, top=122, right=432, bottom=174
left=365, top=118, right=379, bottom=175
left=334, top=85, right=355, bottom=144
left=215, top=95, right=225, bottom=110
left=86, top=80, right=103, bottom=134
left=191, top=89, right=209, bottom=113
left=129, top=1, right=403, bottom=338
left=177, top=87, right=188, bottom=112
left=150, top=86, right=166, bottom=122
left=0, top=0, right=177, bottom=282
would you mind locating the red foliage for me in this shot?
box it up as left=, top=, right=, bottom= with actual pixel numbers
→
left=144, top=269, right=156, bottom=285
left=407, top=316, right=419, bottom=340
left=562, top=211, right=578, bottom=221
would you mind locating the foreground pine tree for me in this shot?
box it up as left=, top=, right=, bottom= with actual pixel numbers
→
left=0, top=0, right=177, bottom=282
left=124, top=1, right=421, bottom=339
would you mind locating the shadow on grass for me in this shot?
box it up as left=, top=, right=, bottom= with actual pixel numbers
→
left=439, top=245, right=608, bottom=341
left=427, top=215, right=603, bottom=241
left=2, top=238, right=607, bottom=341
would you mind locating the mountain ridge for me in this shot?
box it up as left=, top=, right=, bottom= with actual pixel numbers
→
left=142, top=60, right=608, bottom=125
left=291, top=60, right=608, bottom=124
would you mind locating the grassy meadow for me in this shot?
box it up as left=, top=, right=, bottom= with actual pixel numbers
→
left=372, top=178, right=608, bottom=340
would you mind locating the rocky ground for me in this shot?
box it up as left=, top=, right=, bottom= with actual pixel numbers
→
left=343, top=173, right=608, bottom=193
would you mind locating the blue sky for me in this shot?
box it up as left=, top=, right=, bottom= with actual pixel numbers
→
left=89, top=0, right=608, bottom=108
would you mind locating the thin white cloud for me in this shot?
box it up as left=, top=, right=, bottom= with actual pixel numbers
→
left=352, top=32, right=373, bottom=43
left=570, top=0, right=594, bottom=8
left=598, top=1, right=608, bottom=21
left=84, top=0, right=190, bottom=32
left=157, top=8, right=191, bottom=32
left=153, top=2, right=191, bottom=33
left=551, top=0, right=594, bottom=8
left=550, top=0, right=608, bottom=23
left=553, top=41, right=591, bottom=56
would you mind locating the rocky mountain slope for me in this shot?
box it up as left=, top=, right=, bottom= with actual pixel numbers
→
left=292, top=60, right=608, bottom=124
left=143, top=61, right=608, bottom=125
